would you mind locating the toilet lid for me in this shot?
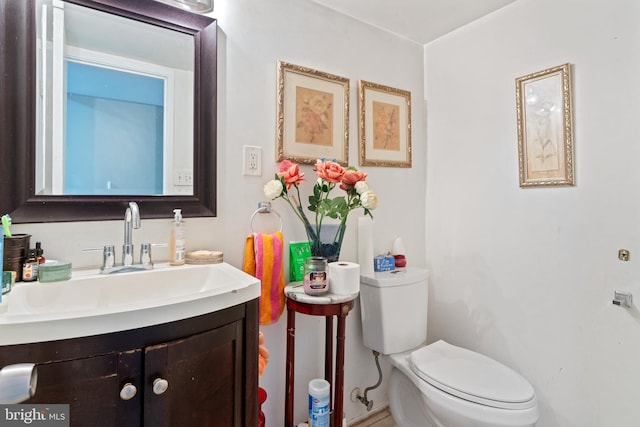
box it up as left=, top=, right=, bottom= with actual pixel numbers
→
left=409, top=340, right=536, bottom=410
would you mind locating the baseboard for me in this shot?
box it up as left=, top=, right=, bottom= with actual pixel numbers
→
left=347, top=405, right=391, bottom=426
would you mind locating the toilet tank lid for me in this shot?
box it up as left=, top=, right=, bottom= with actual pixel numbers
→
left=410, top=340, right=536, bottom=410
left=360, top=267, right=428, bottom=288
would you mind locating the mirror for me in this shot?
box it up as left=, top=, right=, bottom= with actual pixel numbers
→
left=0, top=0, right=217, bottom=222
left=39, top=1, right=196, bottom=197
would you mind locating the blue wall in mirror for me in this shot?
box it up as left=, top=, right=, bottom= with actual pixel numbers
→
left=65, top=61, right=164, bottom=195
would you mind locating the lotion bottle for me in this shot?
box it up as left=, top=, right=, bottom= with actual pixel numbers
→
left=170, top=209, right=185, bottom=266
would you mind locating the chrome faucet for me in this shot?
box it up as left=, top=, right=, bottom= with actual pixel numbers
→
left=84, top=202, right=165, bottom=274
left=123, top=201, right=140, bottom=267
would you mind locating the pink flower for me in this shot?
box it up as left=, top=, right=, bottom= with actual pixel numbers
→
left=278, top=160, right=293, bottom=173
left=314, top=159, right=345, bottom=183
left=264, top=159, right=377, bottom=250
left=278, top=161, right=305, bottom=189
left=340, top=169, right=367, bottom=191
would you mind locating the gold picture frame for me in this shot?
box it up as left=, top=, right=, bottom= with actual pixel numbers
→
left=358, top=80, right=411, bottom=168
left=516, top=63, right=574, bottom=187
left=276, top=61, right=349, bottom=166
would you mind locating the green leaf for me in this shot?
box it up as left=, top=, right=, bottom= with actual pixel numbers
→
left=308, top=194, right=318, bottom=212
left=326, top=197, right=348, bottom=220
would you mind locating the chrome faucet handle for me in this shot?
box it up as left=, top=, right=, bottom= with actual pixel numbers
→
left=103, top=245, right=116, bottom=269
left=140, top=243, right=168, bottom=267
left=102, top=245, right=116, bottom=268
left=140, top=243, right=152, bottom=266
left=83, top=245, right=116, bottom=271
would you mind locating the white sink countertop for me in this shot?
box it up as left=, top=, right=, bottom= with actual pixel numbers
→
left=0, top=262, right=260, bottom=346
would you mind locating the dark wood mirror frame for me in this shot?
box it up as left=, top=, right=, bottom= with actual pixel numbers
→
left=0, top=0, right=217, bottom=223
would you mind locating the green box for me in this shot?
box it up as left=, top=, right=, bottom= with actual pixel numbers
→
left=2, top=271, right=12, bottom=295
left=289, top=241, right=311, bottom=282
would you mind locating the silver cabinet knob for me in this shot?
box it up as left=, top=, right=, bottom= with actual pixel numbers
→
left=152, top=378, right=169, bottom=395
left=120, top=383, right=137, bottom=400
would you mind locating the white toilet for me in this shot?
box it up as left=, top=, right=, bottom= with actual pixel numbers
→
left=359, top=268, right=539, bottom=427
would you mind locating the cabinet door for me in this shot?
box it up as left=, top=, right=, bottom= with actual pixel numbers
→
left=27, top=350, right=142, bottom=427
left=144, top=321, right=244, bottom=427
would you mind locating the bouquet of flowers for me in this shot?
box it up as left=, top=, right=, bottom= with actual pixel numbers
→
left=264, top=158, right=378, bottom=261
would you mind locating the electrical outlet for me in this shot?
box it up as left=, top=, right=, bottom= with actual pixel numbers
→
left=243, top=145, right=262, bottom=176
left=174, top=169, right=193, bottom=186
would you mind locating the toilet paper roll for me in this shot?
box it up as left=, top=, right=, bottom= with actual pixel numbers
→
left=358, top=217, right=374, bottom=275
left=328, top=262, right=360, bottom=295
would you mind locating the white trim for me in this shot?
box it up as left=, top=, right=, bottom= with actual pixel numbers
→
left=36, top=2, right=49, bottom=195
left=51, top=0, right=66, bottom=194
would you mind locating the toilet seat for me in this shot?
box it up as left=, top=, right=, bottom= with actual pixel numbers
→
left=409, top=340, right=536, bottom=410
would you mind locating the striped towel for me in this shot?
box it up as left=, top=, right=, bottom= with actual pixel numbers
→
left=243, top=232, right=285, bottom=325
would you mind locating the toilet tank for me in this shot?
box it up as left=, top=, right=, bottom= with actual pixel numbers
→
left=360, top=267, right=429, bottom=355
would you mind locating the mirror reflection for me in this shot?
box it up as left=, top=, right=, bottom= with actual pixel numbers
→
left=36, top=0, right=195, bottom=196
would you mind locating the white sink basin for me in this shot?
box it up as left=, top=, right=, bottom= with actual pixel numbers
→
left=0, top=262, right=260, bottom=345
left=8, top=263, right=252, bottom=315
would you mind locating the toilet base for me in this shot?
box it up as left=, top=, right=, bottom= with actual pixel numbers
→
left=389, top=368, right=441, bottom=427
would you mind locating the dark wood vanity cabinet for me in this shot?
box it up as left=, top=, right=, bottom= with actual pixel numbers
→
left=0, top=299, right=259, bottom=427
left=27, top=351, right=141, bottom=426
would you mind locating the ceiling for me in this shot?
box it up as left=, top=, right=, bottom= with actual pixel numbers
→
left=310, top=0, right=518, bottom=44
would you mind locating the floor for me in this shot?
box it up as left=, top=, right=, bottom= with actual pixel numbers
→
left=350, top=408, right=394, bottom=427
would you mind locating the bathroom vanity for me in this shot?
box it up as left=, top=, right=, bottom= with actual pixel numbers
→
left=0, top=263, right=260, bottom=427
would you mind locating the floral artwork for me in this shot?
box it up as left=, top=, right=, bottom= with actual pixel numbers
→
left=276, top=61, right=349, bottom=165
left=372, top=101, right=400, bottom=151
left=516, top=63, right=574, bottom=187
left=295, top=87, right=334, bottom=146
left=264, top=159, right=378, bottom=262
left=358, top=80, right=411, bottom=167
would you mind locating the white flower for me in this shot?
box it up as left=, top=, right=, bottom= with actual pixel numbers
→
left=264, top=179, right=283, bottom=200
left=354, top=181, right=370, bottom=195
left=360, top=191, right=378, bottom=210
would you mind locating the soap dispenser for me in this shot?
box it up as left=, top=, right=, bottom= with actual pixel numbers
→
left=170, top=209, right=185, bottom=266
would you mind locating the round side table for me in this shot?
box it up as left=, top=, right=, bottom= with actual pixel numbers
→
left=283, top=284, right=358, bottom=427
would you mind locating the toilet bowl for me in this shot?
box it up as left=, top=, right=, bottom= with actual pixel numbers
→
left=387, top=341, right=538, bottom=427
left=359, top=268, right=539, bottom=427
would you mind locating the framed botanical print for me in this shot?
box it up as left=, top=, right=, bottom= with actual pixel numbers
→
left=358, top=80, right=411, bottom=168
left=276, top=61, right=349, bottom=165
left=516, top=63, right=574, bottom=187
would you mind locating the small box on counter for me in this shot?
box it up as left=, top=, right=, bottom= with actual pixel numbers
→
left=374, top=254, right=395, bottom=272
left=2, top=271, right=13, bottom=295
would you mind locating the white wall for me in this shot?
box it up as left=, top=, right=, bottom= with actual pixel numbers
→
left=11, top=0, right=426, bottom=425
left=425, top=0, right=640, bottom=425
